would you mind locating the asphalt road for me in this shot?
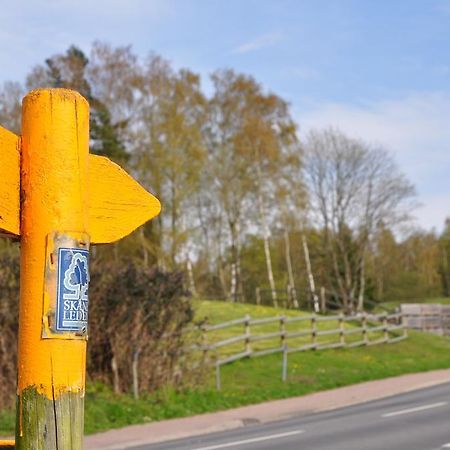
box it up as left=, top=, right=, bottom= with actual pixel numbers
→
left=130, top=382, right=450, bottom=450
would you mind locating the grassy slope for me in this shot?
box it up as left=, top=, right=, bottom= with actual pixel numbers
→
left=2, top=299, right=450, bottom=436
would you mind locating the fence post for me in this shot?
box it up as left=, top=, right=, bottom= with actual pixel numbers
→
left=362, top=312, right=368, bottom=345
left=282, top=345, right=288, bottom=382
left=201, top=320, right=209, bottom=363
left=215, top=362, right=221, bottom=391
left=311, top=313, right=317, bottom=349
left=255, top=287, right=261, bottom=305
left=245, top=314, right=252, bottom=354
left=15, top=90, right=91, bottom=449
left=401, top=312, right=408, bottom=340
left=339, top=312, right=345, bottom=347
left=280, top=316, right=286, bottom=348
left=383, top=312, right=389, bottom=342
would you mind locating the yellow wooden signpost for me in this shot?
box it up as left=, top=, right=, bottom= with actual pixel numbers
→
left=0, top=89, right=161, bottom=449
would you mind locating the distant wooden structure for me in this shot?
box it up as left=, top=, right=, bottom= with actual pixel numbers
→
left=401, top=304, right=450, bottom=336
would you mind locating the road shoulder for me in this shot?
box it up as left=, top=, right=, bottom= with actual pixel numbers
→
left=85, top=368, right=450, bottom=450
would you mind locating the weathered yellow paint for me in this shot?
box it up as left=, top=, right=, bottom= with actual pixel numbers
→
left=0, top=126, right=20, bottom=237
left=89, top=155, right=161, bottom=244
left=18, top=89, right=89, bottom=398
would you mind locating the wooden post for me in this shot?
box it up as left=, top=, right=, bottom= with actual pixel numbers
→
left=16, top=90, right=90, bottom=449
left=245, top=314, right=251, bottom=354
left=362, top=313, right=369, bottom=345
left=401, top=312, right=408, bottom=339
left=311, top=313, right=317, bottom=349
left=280, top=316, right=286, bottom=348
left=383, top=313, right=388, bottom=342
left=201, top=320, right=208, bottom=357
left=339, top=312, right=345, bottom=347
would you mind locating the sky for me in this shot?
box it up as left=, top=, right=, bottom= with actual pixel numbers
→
left=1, top=0, right=449, bottom=232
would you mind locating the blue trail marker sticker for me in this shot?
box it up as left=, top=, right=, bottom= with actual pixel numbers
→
left=56, top=248, right=90, bottom=333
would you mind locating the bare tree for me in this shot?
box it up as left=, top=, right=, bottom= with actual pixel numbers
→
left=304, top=128, right=416, bottom=311
left=0, top=82, right=23, bottom=134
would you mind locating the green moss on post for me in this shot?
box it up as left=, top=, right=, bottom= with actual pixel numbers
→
left=15, top=387, right=83, bottom=450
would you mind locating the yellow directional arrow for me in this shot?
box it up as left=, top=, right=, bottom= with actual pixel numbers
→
left=0, top=125, right=20, bottom=237
left=89, top=155, right=160, bottom=243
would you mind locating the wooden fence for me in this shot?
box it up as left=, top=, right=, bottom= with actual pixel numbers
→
left=193, top=312, right=407, bottom=389
left=401, top=304, right=450, bottom=336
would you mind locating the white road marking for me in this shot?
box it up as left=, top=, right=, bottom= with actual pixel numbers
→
left=190, top=430, right=304, bottom=450
left=441, top=443, right=450, bottom=448
left=382, top=401, right=448, bottom=418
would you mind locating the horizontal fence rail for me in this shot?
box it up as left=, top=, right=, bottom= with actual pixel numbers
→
left=190, top=311, right=408, bottom=389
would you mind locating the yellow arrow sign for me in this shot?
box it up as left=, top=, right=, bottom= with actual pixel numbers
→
left=89, top=155, right=160, bottom=243
left=0, top=127, right=160, bottom=243
left=0, top=125, right=20, bottom=237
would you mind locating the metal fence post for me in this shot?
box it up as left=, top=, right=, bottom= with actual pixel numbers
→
left=282, top=345, right=288, bottom=382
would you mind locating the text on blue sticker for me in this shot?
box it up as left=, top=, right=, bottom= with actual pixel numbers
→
left=56, top=247, right=90, bottom=333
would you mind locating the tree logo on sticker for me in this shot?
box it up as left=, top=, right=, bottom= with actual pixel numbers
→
left=56, top=248, right=90, bottom=333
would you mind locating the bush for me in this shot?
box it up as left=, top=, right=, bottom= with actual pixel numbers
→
left=88, top=260, right=195, bottom=396
left=0, top=248, right=19, bottom=406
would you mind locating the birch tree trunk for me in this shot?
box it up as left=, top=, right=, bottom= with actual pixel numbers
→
left=257, top=187, right=277, bottom=307
left=186, top=257, right=197, bottom=297
left=357, top=255, right=366, bottom=312
left=139, top=226, right=149, bottom=267
left=132, top=350, right=140, bottom=400
left=111, top=355, right=120, bottom=394
left=284, top=229, right=298, bottom=308
left=302, top=234, right=320, bottom=312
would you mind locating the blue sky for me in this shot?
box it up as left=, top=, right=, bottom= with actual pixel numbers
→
left=1, top=0, right=449, bottom=231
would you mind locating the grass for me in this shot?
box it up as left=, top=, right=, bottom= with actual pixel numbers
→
left=1, top=299, right=450, bottom=436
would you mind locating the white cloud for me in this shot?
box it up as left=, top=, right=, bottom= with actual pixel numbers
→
left=232, top=32, right=284, bottom=54
left=299, top=92, right=450, bottom=231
